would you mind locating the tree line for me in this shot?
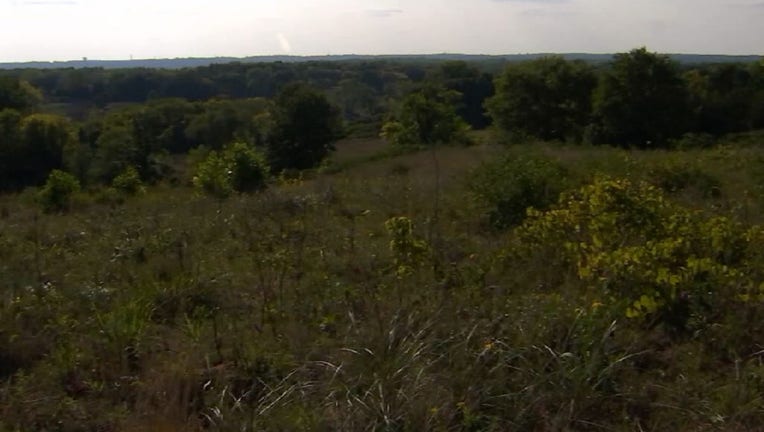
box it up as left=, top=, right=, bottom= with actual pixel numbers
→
left=2, top=48, right=764, bottom=195
left=487, top=48, right=764, bottom=147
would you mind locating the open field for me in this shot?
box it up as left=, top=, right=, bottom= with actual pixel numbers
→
left=2, top=136, right=764, bottom=431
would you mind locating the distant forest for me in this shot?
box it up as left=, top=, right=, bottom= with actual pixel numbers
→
left=1, top=48, right=764, bottom=192
left=2, top=53, right=761, bottom=70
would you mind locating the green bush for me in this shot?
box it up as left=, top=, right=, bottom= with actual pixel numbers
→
left=226, top=142, right=270, bottom=193
left=469, top=152, right=569, bottom=229
left=193, top=142, right=269, bottom=199
left=111, top=165, right=144, bottom=196
left=37, top=169, right=81, bottom=213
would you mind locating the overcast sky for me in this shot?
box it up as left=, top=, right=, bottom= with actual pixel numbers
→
left=0, top=0, right=762, bottom=62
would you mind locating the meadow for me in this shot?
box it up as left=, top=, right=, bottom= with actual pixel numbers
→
left=2, top=132, right=764, bottom=431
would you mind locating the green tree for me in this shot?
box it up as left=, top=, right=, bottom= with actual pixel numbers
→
left=0, top=109, right=22, bottom=190
left=185, top=98, right=269, bottom=151
left=90, top=123, right=141, bottom=183
left=433, top=61, right=495, bottom=129
left=486, top=56, right=596, bottom=142
left=266, top=83, right=343, bottom=172
left=381, top=85, right=470, bottom=149
left=590, top=48, right=692, bottom=148
left=0, top=113, right=76, bottom=188
left=130, top=98, right=197, bottom=154
left=685, top=64, right=757, bottom=135
left=0, top=77, right=42, bottom=111
left=18, top=114, right=76, bottom=184
left=331, top=79, right=379, bottom=122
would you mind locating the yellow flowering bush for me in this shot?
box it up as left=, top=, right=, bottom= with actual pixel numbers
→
left=513, top=177, right=763, bottom=329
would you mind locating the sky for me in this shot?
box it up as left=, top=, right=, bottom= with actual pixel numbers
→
left=0, top=0, right=762, bottom=62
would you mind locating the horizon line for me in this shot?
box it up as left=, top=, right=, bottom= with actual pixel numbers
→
left=2, top=51, right=763, bottom=63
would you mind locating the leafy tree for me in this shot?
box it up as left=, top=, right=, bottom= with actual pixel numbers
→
left=486, top=57, right=596, bottom=142
left=590, top=48, right=692, bottom=148
left=89, top=123, right=141, bottom=183
left=0, top=109, right=22, bottom=189
left=0, top=113, right=76, bottom=190
left=37, top=170, right=80, bottom=213
left=381, top=85, right=470, bottom=148
left=331, top=79, right=380, bottom=122
left=130, top=98, right=197, bottom=154
left=185, top=98, right=269, bottom=151
left=84, top=102, right=191, bottom=183
left=433, top=61, right=495, bottom=129
left=267, top=83, right=343, bottom=172
left=0, top=77, right=42, bottom=111
left=18, top=114, right=75, bottom=183
left=685, top=64, right=757, bottom=135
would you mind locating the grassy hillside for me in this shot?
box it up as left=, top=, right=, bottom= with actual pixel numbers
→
left=2, top=136, right=764, bottom=431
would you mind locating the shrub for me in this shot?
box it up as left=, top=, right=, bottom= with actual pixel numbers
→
left=37, top=169, right=80, bottom=213
left=112, top=165, right=144, bottom=196
left=469, top=152, right=569, bottom=229
left=225, top=142, right=269, bottom=193
left=513, top=177, right=759, bottom=332
left=193, top=142, right=269, bottom=199
left=384, top=216, right=429, bottom=276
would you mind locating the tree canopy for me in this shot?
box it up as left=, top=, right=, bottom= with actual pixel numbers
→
left=590, top=48, right=692, bottom=148
left=381, top=85, right=470, bottom=148
left=266, top=83, right=343, bottom=172
left=486, top=56, right=596, bottom=142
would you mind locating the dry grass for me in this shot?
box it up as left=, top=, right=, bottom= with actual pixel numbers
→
left=2, top=139, right=764, bottom=431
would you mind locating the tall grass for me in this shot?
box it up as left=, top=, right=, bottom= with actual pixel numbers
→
left=1, top=137, right=764, bottom=430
